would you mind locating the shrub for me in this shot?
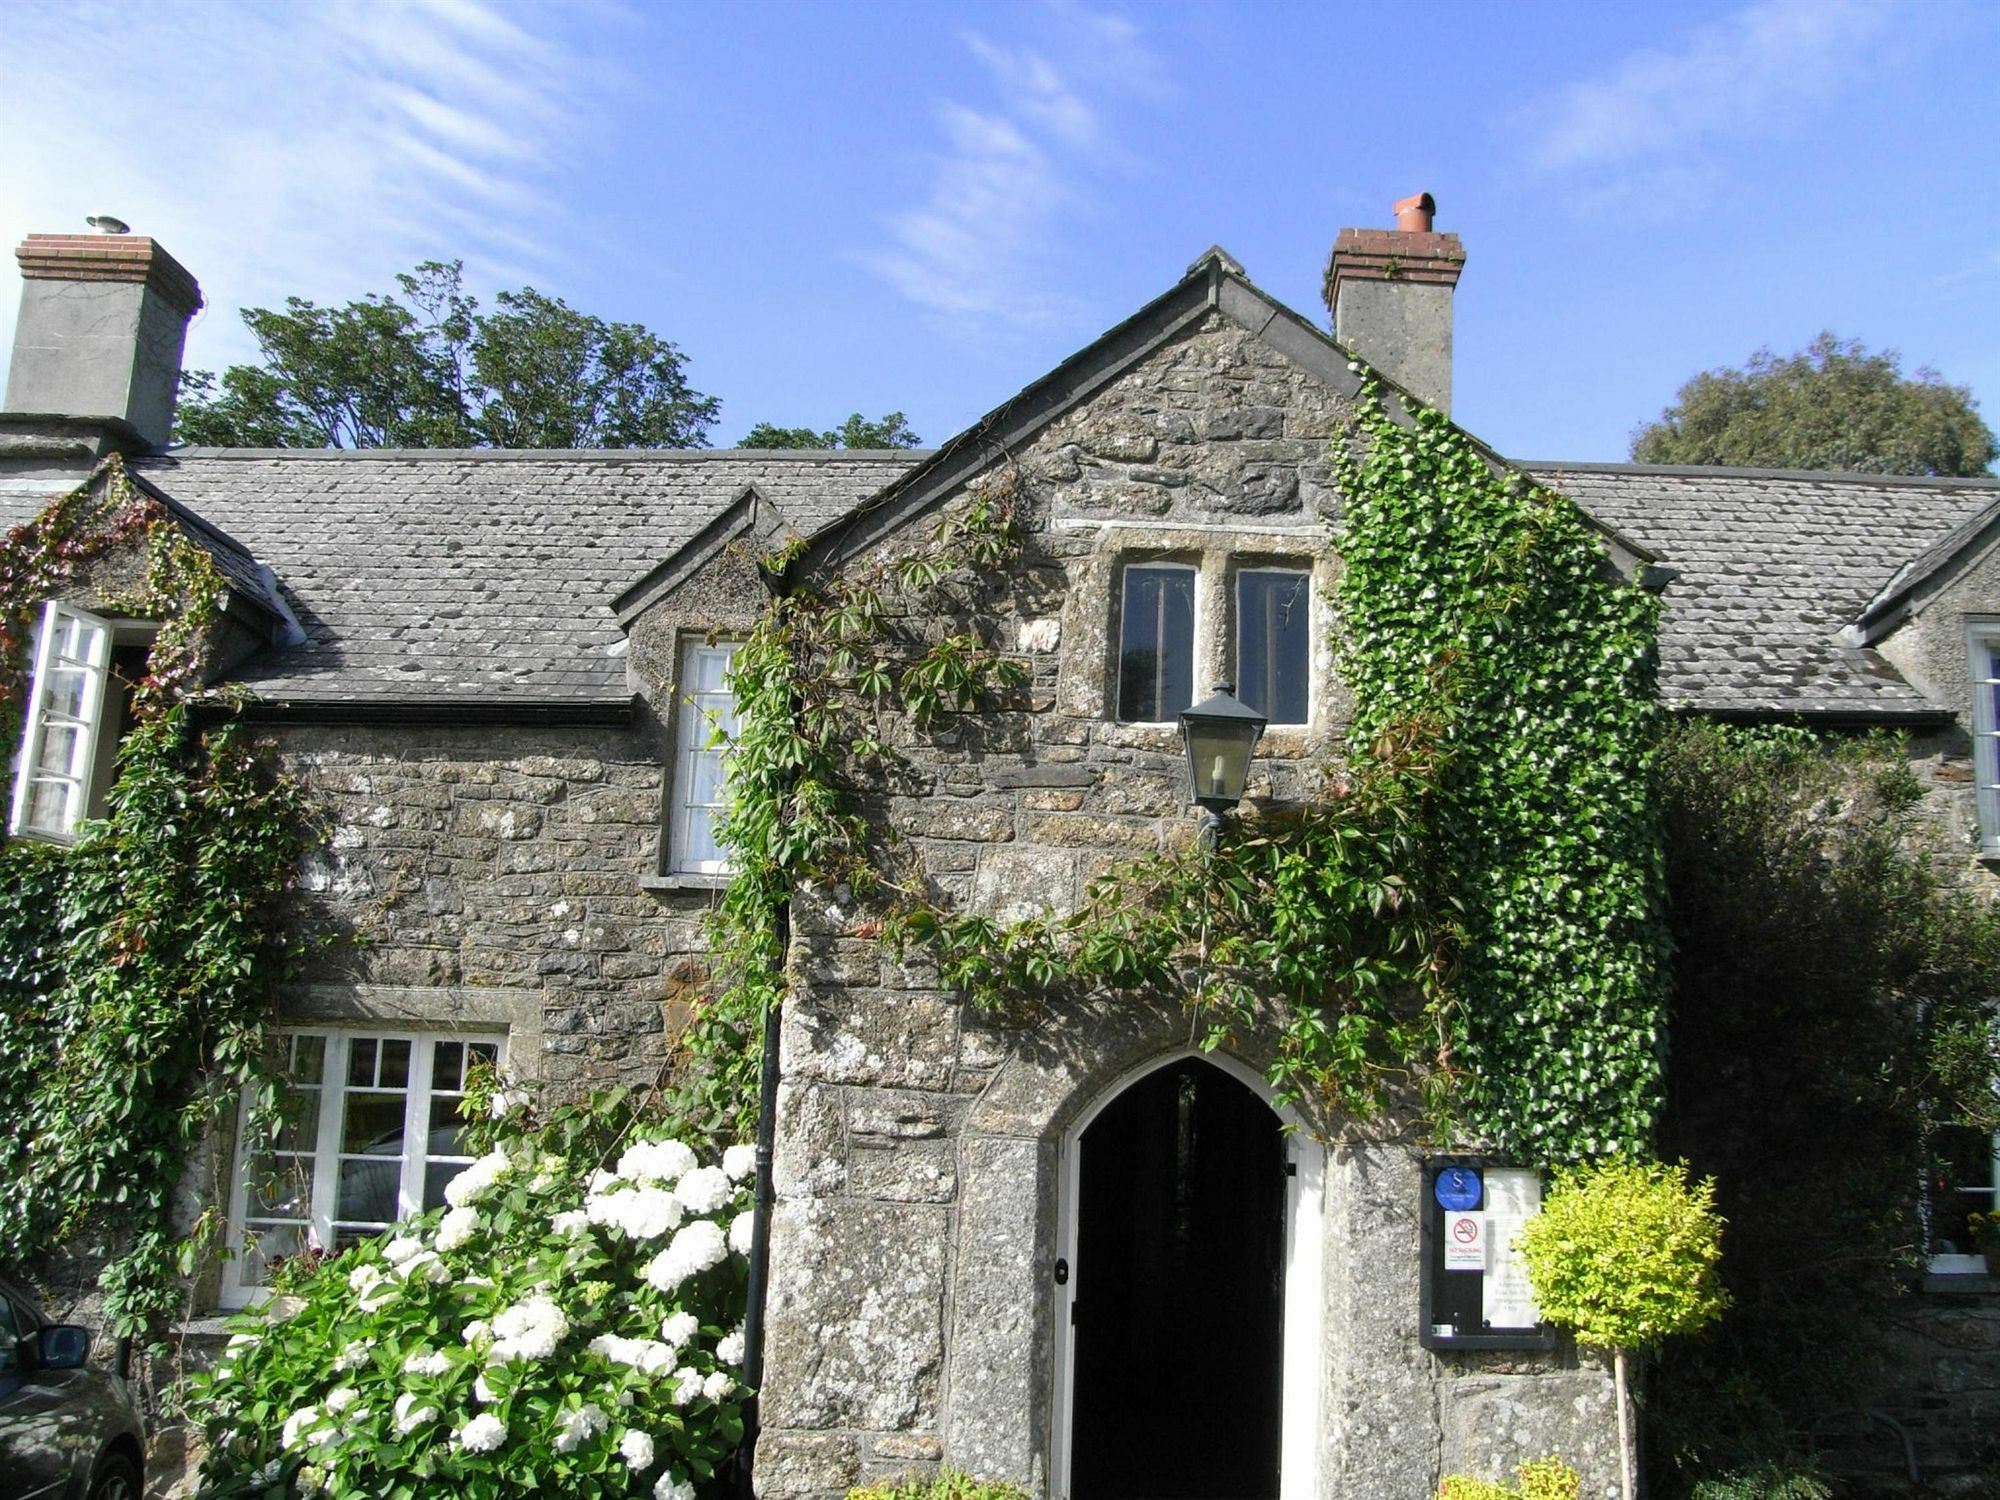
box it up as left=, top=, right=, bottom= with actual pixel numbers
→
left=1687, top=1467, right=1832, bottom=1500
left=1438, top=1455, right=1580, bottom=1500
left=185, top=1086, right=756, bottom=1498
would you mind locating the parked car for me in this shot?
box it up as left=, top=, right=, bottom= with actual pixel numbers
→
left=0, top=1276, right=144, bottom=1500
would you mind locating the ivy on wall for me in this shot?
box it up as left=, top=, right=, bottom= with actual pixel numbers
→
left=0, top=456, right=317, bottom=1335
left=697, top=379, right=1671, bottom=1163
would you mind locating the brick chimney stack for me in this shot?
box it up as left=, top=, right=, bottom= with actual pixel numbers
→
left=4, top=227, right=204, bottom=455
left=1323, top=192, right=1465, bottom=416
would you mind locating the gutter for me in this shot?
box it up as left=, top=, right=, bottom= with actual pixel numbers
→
left=200, top=695, right=640, bottom=727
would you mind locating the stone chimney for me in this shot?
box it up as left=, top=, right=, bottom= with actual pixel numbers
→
left=1323, top=192, right=1465, bottom=415
left=3, top=226, right=204, bottom=455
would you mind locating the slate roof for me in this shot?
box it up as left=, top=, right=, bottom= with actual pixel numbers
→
left=0, top=450, right=921, bottom=707
left=1523, top=461, right=2000, bottom=717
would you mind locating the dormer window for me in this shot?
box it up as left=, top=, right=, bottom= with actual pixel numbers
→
left=668, top=638, right=742, bottom=875
left=1969, top=623, right=2000, bottom=857
left=10, top=601, right=116, bottom=842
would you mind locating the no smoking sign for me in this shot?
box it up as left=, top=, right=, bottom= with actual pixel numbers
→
left=1444, top=1212, right=1486, bottom=1271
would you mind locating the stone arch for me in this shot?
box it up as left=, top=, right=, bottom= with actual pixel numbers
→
left=944, top=1001, right=1324, bottom=1500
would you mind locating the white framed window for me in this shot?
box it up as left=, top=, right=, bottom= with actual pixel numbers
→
left=221, top=1029, right=504, bottom=1306
left=1235, top=566, right=1311, bottom=726
left=1116, top=563, right=1197, bottom=723
left=1928, top=1123, right=2000, bottom=1274
left=670, top=638, right=741, bottom=875
left=10, top=601, right=113, bottom=842
left=1969, top=624, right=2000, bottom=856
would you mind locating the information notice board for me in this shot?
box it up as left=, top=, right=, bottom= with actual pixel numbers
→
left=1419, top=1155, right=1556, bottom=1351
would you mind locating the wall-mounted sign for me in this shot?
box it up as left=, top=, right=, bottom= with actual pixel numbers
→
left=1419, top=1155, right=1555, bottom=1351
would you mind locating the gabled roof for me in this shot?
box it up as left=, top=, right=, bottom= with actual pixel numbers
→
left=792, top=248, right=1657, bottom=583
left=0, top=449, right=920, bottom=709
left=1846, top=485, right=2000, bottom=644
left=1525, top=461, right=2000, bottom=719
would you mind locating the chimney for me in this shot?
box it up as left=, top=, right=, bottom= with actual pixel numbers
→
left=3, top=225, right=204, bottom=455
left=1323, top=192, right=1465, bottom=415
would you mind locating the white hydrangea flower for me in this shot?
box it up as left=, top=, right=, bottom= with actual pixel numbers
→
left=659, top=1310, right=699, bottom=1347
left=586, top=1184, right=683, bottom=1240
left=671, top=1366, right=703, bottom=1407
left=617, top=1138, right=695, bottom=1186
left=675, top=1165, right=731, bottom=1215
left=281, top=1406, right=321, bottom=1450
left=224, top=1332, right=258, bottom=1357
left=702, top=1370, right=734, bottom=1402
left=489, top=1293, right=569, bottom=1361
left=554, top=1403, right=608, bottom=1453
left=347, top=1264, right=383, bottom=1294
left=436, top=1205, right=480, bottom=1252
left=551, top=1209, right=591, bottom=1235
left=722, top=1143, right=756, bottom=1182
left=655, top=1474, right=697, bottom=1500
left=332, top=1338, right=374, bottom=1372
left=455, top=1412, right=508, bottom=1453
left=716, top=1328, right=746, bottom=1366
left=297, top=1464, right=328, bottom=1496
left=394, top=1392, right=437, bottom=1434
left=588, top=1168, right=619, bottom=1195
left=324, top=1387, right=358, bottom=1414
left=619, top=1429, right=657, bottom=1471
left=383, top=1235, right=425, bottom=1266
left=444, top=1148, right=514, bottom=1208
left=588, top=1333, right=676, bottom=1375
left=462, top=1319, right=492, bottom=1346
left=727, top=1211, right=755, bottom=1256
left=474, top=1372, right=497, bottom=1404
left=397, top=1249, right=449, bottom=1284
left=489, top=1086, right=530, bottom=1118
left=403, top=1349, right=452, bottom=1377
left=643, top=1221, right=728, bottom=1292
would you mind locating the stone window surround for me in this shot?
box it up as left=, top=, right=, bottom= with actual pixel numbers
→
left=1059, top=521, right=1337, bottom=761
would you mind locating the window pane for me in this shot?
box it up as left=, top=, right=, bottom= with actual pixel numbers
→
left=342, top=1092, right=406, bottom=1154
left=274, top=1089, right=319, bottom=1153
left=21, top=778, right=76, bottom=834
left=1237, top=570, right=1311, bottom=725
left=428, top=1095, right=471, bottom=1157
left=289, top=1034, right=325, bottom=1084
left=237, top=1222, right=309, bottom=1289
left=247, top=1155, right=315, bottom=1218
left=39, top=666, right=91, bottom=721
left=348, top=1038, right=378, bottom=1087
left=434, top=1041, right=465, bottom=1090
left=337, top=1156, right=401, bottom=1224
left=32, top=723, right=85, bottom=778
left=378, top=1038, right=410, bottom=1090
left=468, top=1041, right=499, bottom=1071
left=423, top=1163, right=467, bottom=1213
left=1118, top=565, right=1196, bottom=722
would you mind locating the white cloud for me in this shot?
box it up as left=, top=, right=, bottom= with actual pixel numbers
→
left=0, top=0, right=604, bottom=378
left=868, top=3, right=1165, bottom=333
left=1524, top=0, right=1927, bottom=181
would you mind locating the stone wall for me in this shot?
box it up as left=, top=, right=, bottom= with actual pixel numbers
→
left=740, top=307, right=1624, bottom=1500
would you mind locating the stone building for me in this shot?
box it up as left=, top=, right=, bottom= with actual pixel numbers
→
left=2, top=203, right=1997, bottom=1495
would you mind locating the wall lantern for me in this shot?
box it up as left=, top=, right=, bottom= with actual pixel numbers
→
left=1178, top=682, right=1266, bottom=834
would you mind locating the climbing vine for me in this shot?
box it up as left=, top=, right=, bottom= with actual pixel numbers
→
left=0, top=455, right=318, bottom=1335
left=693, top=377, right=1670, bottom=1163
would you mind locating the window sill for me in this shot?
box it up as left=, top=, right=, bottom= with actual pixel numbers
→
left=640, top=871, right=732, bottom=894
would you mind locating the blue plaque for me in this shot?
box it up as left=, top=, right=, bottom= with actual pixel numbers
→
left=1433, top=1166, right=1482, bottom=1212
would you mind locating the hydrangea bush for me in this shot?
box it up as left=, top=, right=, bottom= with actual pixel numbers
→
left=187, top=1085, right=755, bottom=1499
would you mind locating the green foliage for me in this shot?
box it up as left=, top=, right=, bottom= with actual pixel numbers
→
left=1648, top=722, right=2000, bottom=1486
left=737, top=412, right=921, bottom=450
left=848, top=1470, right=1033, bottom=1500
left=176, top=261, right=719, bottom=450
left=672, top=473, right=1025, bottom=1136
left=1687, top=1467, right=1831, bottom=1500
left=186, top=1088, right=752, bottom=1499
left=1334, top=385, right=1668, bottom=1156
left=1437, top=1456, right=1580, bottom=1500
left=0, top=460, right=319, bottom=1335
left=1630, top=331, right=1996, bottom=477
left=1515, top=1158, right=1728, bottom=1351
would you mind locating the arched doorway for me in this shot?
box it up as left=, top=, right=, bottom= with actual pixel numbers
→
left=1056, top=1056, right=1296, bottom=1500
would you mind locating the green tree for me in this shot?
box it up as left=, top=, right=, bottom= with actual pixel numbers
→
left=174, top=261, right=719, bottom=450
left=737, top=412, right=920, bottom=450
left=1515, top=1159, right=1729, bottom=1500
left=1630, top=332, right=1996, bottom=477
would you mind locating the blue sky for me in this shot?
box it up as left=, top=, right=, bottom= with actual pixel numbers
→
left=2, top=0, right=1996, bottom=464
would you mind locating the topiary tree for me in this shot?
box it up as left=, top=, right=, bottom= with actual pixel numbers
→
left=1515, top=1160, right=1728, bottom=1500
